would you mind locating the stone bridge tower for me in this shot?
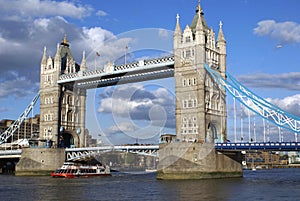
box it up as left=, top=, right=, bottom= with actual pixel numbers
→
left=174, top=3, right=227, bottom=143
left=39, top=35, right=86, bottom=148
left=157, top=3, right=242, bottom=179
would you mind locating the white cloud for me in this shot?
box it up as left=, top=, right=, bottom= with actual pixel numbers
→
left=158, top=29, right=170, bottom=39
left=96, top=10, right=108, bottom=17
left=0, top=71, right=38, bottom=98
left=268, top=94, right=300, bottom=117
left=97, top=84, right=175, bottom=129
left=254, top=20, right=300, bottom=44
left=237, top=72, right=300, bottom=91
left=105, top=122, right=137, bottom=135
left=0, top=0, right=93, bottom=20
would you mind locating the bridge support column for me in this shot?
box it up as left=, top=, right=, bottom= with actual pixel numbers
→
left=15, top=148, right=65, bottom=176
left=157, top=142, right=242, bottom=179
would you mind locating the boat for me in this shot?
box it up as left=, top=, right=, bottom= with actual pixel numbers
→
left=51, top=162, right=111, bottom=178
left=145, top=168, right=157, bottom=173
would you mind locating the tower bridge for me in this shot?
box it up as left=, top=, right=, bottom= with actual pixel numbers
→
left=0, top=2, right=299, bottom=178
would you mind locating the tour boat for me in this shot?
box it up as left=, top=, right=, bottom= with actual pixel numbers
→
left=51, top=162, right=111, bottom=178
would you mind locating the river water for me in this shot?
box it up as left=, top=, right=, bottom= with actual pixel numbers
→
left=0, top=168, right=299, bottom=201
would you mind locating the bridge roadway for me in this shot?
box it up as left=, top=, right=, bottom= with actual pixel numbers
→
left=57, top=55, right=175, bottom=88
left=0, top=142, right=299, bottom=160
left=215, top=142, right=300, bottom=151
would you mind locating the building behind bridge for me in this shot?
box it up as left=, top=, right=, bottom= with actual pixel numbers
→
left=0, top=115, right=40, bottom=142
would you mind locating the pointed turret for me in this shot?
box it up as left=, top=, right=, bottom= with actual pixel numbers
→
left=174, top=13, right=182, bottom=35
left=80, top=51, right=87, bottom=71
left=193, top=2, right=206, bottom=44
left=54, top=43, right=60, bottom=60
left=217, top=21, right=226, bottom=43
left=41, top=46, right=47, bottom=72
left=174, top=13, right=182, bottom=49
left=61, top=34, right=69, bottom=47
left=190, top=1, right=207, bottom=34
left=217, top=21, right=226, bottom=77
left=41, top=46, right=47, bottom=64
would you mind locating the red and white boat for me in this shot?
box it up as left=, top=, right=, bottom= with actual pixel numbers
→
left=51, top=162, right=111, bottom=178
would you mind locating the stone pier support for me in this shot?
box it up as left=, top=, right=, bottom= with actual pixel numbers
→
left=157, top=142, right=242, bottom=179
left=15, top=148, right=65, bottom=176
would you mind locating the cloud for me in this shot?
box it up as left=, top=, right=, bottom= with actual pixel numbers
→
left=0, top=0, right=93, bottom=20
left=268, top=94, right=300, bottom=117
left=105, top=122, right=137, bottom=135
left=253, top=20, right=300, bottom=44
left=158, top=29, right=171, bottom=39
left=97, top=84, right=175, bottom=129
left=96, top=10, right=108, bottom=17
left=0, top=0, right=132, bottom=99
left=237, top=72, right=300, bottom=91
left=0, top=71, right=38, bottom=99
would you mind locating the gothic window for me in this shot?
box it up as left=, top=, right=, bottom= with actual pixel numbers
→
left=193, top=78, right=196, bottom=85
left=67, top=111, right=73, bottom=122
left=188, top=100, right=193, bottom=108
left=183, top=79, right=186, bottom=86
left=188, top=79, right=191, bottom=86
left=183, top=100, right=187, bottom=108
left=186, top=49, right=191, bottom=58
left=67, top=96, right=73, bottom=105
left=185, top=36, right=191, bottom=43
left=44, top=128, right=47, bottom=137
left=193, top=99, right=197, bottom=107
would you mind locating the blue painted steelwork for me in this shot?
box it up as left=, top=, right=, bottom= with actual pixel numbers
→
left=204, top=64, right=300, bottom=134
left=215, top=142, right=299, bottom=151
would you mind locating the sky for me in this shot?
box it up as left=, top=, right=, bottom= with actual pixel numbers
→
left=0, top=0, right=300, bottom=145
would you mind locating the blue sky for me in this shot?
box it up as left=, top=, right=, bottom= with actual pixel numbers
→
left=0, top=0, right=300, bottom=144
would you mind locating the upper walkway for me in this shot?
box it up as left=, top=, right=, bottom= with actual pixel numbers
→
left=57, top=55, right=174, bottom=88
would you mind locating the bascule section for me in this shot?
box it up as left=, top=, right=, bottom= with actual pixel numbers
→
left=40, top=35, right=86, bottom=148
left=157, top=2, right=242, bottom=179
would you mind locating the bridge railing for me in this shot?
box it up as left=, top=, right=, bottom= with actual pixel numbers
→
left=58, top=55, right=174, bottom=83
left=215, top=142, right=299, bottom=151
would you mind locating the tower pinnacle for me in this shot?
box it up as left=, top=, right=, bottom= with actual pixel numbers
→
left=61, top=34, right=69, bottom=47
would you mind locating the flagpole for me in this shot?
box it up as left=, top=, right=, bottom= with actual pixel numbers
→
left=96, top=51, right=100, bottom=70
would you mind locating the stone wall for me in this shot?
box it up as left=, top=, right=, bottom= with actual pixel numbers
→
left=15, top=148, right=65, bottom=176
left=157, top=142, right=242, bottom=179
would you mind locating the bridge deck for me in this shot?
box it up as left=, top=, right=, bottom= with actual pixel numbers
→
left=215, top=142, right=299, bottom=151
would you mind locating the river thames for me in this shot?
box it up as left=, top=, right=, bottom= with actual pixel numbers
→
left=0, top=168, right=299, bottom=201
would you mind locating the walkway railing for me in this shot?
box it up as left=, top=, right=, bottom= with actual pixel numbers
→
left=215, top=142, right=300, bottom=151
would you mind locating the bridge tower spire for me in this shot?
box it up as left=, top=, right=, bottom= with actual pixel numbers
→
left=157, top=2, right=242, bottom=180
left=39, top=35, right=87, bottom=148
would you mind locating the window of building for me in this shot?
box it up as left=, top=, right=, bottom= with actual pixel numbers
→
left=186, top=49, right=191, bottom=58
left=185, top=36, right=191, bottom=43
